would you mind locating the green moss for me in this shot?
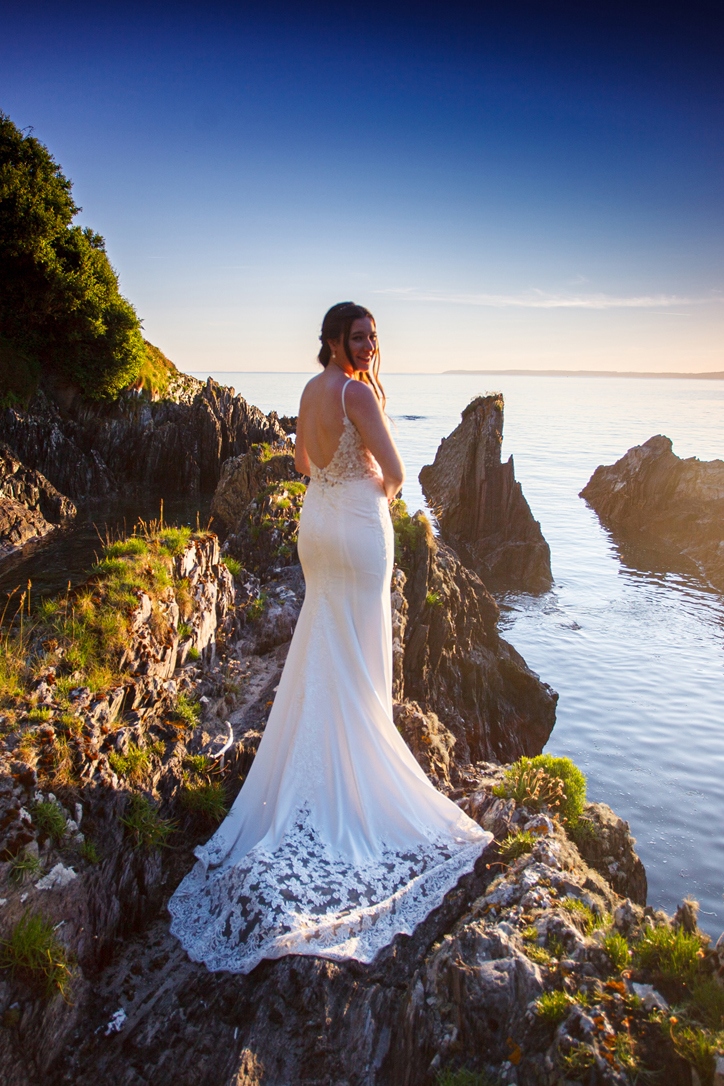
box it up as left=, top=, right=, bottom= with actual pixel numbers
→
left=0, top=912, right=74, bottom=999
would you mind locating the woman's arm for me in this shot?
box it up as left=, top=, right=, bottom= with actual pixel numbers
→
left=344, top=381, right=405, bottom=500
left=294, top=408, right=311, bottom=476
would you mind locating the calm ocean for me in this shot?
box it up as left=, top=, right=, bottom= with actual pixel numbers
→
left=199, top=370, right=724, bottom=936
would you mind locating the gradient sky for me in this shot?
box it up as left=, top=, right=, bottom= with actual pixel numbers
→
left=2, top=1, right=723, bottom=373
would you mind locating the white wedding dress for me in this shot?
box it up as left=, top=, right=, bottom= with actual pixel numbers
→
left=168, top=380, right=492, bottom=973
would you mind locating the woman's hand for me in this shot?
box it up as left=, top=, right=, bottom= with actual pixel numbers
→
left=344, top=380, right=405, bottom=501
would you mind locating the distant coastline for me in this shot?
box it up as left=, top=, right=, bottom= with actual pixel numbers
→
left=444, top=368, right=724, bottom=379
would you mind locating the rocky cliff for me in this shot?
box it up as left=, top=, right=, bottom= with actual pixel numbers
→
left=419, top=395, right=552, bottom=593
left=0, top=379, right=287, bottom=504
left=0, top=443, right=77, bottom=561
left=391, top=508, right=557, bottom=766
left=0, top=526, right=714, bottom=1086
left=581, top=435, right=724, bottom=591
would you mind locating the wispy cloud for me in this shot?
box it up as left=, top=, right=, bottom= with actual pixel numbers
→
left=375, top=287, right=718, bottom=309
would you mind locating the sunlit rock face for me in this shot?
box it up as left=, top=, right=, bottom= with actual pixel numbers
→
left=419, top=394, right=553, bottom=594
left=581, top=434, right=724, bottom=591
left=0, top=378, right=288, bottom=503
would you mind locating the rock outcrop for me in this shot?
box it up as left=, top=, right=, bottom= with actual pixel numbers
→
left=3, top=519, right=712, bottom=1086
left=0, top=443, right=76, bottom=560
left=419, top=395, right=552, bottom=593
left=393, top=513, right=558, bottom=765
left=581, top=434, right=724, bottom=591
left=0, top=379, right=287, bottom=503
left=210, top=441, right=298, bottom=537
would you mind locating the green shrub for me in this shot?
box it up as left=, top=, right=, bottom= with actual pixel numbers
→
left=120, top=795, right=173, bottom=851
left=178, top=621, right=192, bottom=640
left=668, top=1022, right=720, bottom=1085
left=0, top=112, right=145, bottom=400
left=535, top=989, right=573, bottom=1024
left=33, top=800, right=67, bottom=843
left=389, top=500, right=434, bottom=567
left=188, top=646, right=200, bottom=662
left=493, top=755, right=586, bottom=826
left=635, top=925, right=702, bottom=985
left=246, top=593, right=267, bottom=622
left=184, top=754, right=215, bottom=775
left=603, top=932, right=631, bottom=974
left=425, top=590, right=442, bottom=607
left=0, top=912, right=74, bottom=998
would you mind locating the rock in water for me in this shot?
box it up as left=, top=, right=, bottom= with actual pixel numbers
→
left=580, top=434, right=724, bottom=591
left=419, top=395, right=552, bottom=592
left=0, top=442, right=76, bottom=560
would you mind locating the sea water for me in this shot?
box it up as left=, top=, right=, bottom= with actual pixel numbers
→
left=201, top=370, right=724, bottom=936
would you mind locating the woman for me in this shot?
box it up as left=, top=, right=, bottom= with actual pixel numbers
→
left=168, top=303, right=492, bottom=974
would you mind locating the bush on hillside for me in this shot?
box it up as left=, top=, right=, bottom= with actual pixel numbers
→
left=0, top=112, right=145, bottom=400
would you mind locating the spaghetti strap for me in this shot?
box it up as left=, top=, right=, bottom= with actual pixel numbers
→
left=341, top=377, right=354, bottom=420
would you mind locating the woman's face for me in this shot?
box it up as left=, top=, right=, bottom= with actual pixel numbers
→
left=331, top=317, right=377, bottom=373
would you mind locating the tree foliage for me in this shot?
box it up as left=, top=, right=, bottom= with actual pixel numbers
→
left=0, top=112, right=145, bottom=400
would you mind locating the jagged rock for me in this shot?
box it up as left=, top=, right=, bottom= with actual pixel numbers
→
left=0, top=379, right=287, bottom=502
left=573, top=802, right=648, bottom=905
left=397, top=520, right=558, bottom=765
left=0, top=442, right=76, bottom=560
left=393, top=700, right=456, bottom=788
left=580, top=434, right=724, bottom=590
left=210, top=441, right=299, bottom=536
left=419, top=395, right=552, bottom=592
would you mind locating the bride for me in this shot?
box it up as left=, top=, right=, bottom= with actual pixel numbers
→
left=168, top=302, right=492, bottom=973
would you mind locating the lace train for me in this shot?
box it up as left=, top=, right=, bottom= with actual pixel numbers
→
left=169, top=806, right=486, bottom=973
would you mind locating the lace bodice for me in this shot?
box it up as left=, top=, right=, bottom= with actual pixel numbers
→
left=308, top=416, right=382, bottom=487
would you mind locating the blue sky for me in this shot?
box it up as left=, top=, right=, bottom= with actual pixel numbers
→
left=2, top=1, right=723, bottom=373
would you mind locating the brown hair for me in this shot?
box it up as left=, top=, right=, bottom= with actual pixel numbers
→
left=318, top=302, right=385, bottom=409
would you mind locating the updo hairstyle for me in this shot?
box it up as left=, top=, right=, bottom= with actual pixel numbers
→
left=318, top=301, right=386, bottom=408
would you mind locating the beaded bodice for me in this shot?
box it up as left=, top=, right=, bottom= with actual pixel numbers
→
left=308, top=416, right=382, bottom=487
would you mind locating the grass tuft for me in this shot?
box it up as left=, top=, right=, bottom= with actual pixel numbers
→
left=535, top=989, right=573, bottom=1024
left=500, top=829, right=536, bottom=862
left=0, top=912, right=74, bottom=999
left=603, top=932, right=631, bottom=974
left=634, top=925, right=703, bottom=985
left=180, top=780, right=228, bottom=823
left=120, top=795, right=173, bottom=851
left=33, top=800, right=67, bottom=842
